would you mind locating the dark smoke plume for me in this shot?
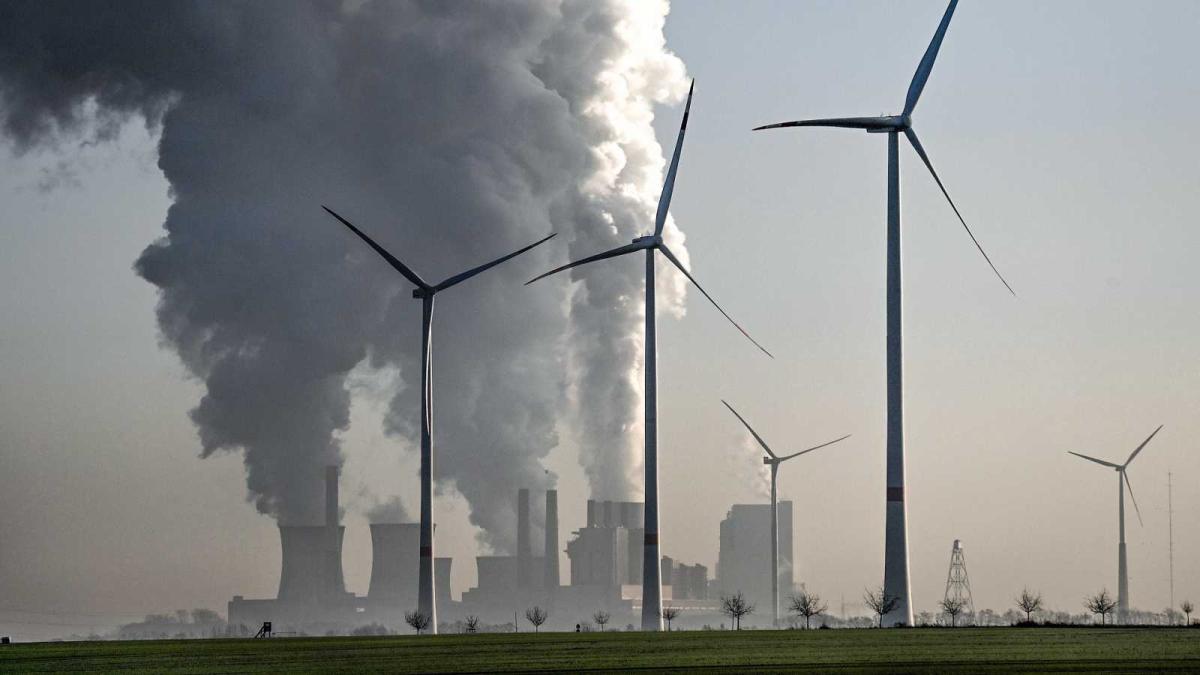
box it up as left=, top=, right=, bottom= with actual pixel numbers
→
left=0, top=0, right=688, bottom=548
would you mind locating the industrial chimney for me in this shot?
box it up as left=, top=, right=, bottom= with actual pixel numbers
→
left=544, top=489, right=559, bottom=591
left=517, top=488, right=531, bottom=589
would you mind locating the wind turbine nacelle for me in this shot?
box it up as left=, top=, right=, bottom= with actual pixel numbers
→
left=632, top=235, right=662, bottom=246
left=864, top=115, right=910, bottom=133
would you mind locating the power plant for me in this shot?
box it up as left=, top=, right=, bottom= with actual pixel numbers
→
left=228, top=472, right=727, bottom=632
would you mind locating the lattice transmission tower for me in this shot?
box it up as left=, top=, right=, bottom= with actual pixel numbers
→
left=943, top=539, right=975, bottom=616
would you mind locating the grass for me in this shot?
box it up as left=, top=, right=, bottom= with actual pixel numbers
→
left=1, top=627, right=1198, bottom=673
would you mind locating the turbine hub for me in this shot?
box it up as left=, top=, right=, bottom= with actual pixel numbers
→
left=866, top=115, right=910, bottom=133
left=632, top=235, right=662, bottom=246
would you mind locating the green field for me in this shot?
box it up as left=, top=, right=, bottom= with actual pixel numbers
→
left=2, top=627, right=1198, bottom=673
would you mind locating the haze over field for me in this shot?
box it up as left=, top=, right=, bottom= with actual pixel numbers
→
left=1, top=0, right=1198, bottom=640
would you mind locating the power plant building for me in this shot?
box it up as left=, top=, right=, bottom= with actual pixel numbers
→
left=458, top=489, right=558, bottom=616
left=717, top=501, right=793, bottom=612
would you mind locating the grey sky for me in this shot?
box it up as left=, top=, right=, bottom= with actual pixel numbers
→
left=1, top=0, right=1198, bottom=639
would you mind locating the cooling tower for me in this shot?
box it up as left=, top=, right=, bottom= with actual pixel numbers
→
left=517, top=488, right=531, bottom=589
left=277, top=465, right=346, bottom=602
left=367, top=523, right=421, bottom=605
left=544, top=489, right=559, bottom=590
left=277, top=525, right=346, bottom=601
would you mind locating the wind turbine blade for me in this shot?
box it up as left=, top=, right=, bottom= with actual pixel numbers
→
left=658, top=244, right=773, bottom=358
left=525, top=240, right=648, bottom=286
left=434, top=233, right=556, bottom=292
left=1124, top=425, right=1163, bottom=467
left=1067, top=451, right=1120, bottom=469
left=753, top=117, right=893, bottom=132
left=904, top=0, right=959, bottom=116
left=903, top=129, right=1015, bottom=296
left=778, top=434, right=853, bottom=462
left=655, top=80, right=694, bottom=237
left=1123, top=470, right=1144, bottom=527
left=721, top=400, right=778, bottom=459
left=323, top=206, right=430, bottom=289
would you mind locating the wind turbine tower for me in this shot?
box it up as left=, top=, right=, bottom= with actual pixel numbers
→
left=323, top=207, right=554, bottom=633
left=754, top=0, right=1014, bottom=626
left=943, top=539, right=975, bottom=618
left=1168, top=471, right=1175, bottom=614
left=1068, top=425, right=1163, bottom=620
left=529, top=83, right=771, bottom=630
left=721, top=400, right=850, bottom=625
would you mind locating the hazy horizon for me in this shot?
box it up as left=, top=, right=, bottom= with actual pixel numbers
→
left=2, top=0, right=1198, bottom=640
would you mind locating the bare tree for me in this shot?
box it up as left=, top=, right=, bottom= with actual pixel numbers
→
left=940, top=597, right=966, bottom=627
left=788, top=591, right=828, bottom=629
left=592, top=611, right=610, bottom=631
left=661, top=606, right=681, bottom=631
left=1182, top=600, right=1194, bottom=626
left=720, top=592, right=755, bottom=630
left=404, top=611, right=431, bottom=635
left=863, top=587, right=900, bottom=628
left=1084, top=589, right=1117, bottom=625
left=1015, top=588, right=1043, bottom=624
left=525, top=606, right=548, bottom=633
left=464, top=615, right=480, bottom=634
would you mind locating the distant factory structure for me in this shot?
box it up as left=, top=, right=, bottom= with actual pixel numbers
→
left=716, top=501, right=794, bottom=612
left=458, top=488, right=558, bottom=613
left=462, top=495, right=710, bottom=623
left=228, top=466, right=451, bottom=630
left=228, top=470, right=716, bottom=631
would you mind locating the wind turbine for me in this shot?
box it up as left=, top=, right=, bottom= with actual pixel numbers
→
left=753, top=0, right=1012, bottom=626
left=722, top=400, right=850, bottom=626
left=528, top=82, right=771, bottom=630
left=1069, top=425, right=1163, bottom=620
left=323, top=206, right=554, bottom=634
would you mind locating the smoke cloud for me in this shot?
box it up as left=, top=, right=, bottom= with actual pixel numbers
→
left=366, top=497, right=411, bottom=526
left=729, top=433, right=772, bottom=501
left=0, top=0, right=687, bottom=547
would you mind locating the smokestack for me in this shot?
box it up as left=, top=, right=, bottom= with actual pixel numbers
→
left=544, top=490, right=559, bottom=591
left=587, top=499, right=597, bottom=528
left=517, top=488, right=531, bottom=589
